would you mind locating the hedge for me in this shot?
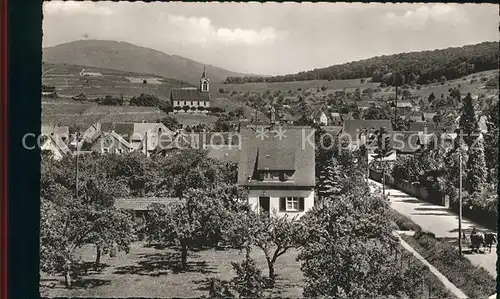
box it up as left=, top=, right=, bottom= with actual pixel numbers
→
left=390, top=210, right=422, bottom=232
left=401, top=232, right=496, bottom=299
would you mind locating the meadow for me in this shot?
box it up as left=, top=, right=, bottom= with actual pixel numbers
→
left=40, top=242, right=304, bottom=298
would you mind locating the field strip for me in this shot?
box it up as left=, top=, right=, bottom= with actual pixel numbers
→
left=43, top=111, right=163, bottom=116
left=395, top=232, right=468, bottom=299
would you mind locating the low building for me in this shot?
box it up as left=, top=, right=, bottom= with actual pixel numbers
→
left=237, top=127, right=315, bottom=218
left=115, top=197, right=182, bottom=224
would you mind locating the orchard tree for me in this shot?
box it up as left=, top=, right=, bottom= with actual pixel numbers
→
left=158, top=115, right=179, bottom=131
left=230, top=211, right=301, bottom=285
left=373, top=127, right=393, bottom=195
left=297, top=191, right=408, bottom=298
left=146, top=185, right=247, bottom=270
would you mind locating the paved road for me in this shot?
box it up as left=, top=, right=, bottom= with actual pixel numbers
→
left=369, top=180, right=497, bottom=278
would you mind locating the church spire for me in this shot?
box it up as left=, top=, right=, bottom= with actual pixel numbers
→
left=200, top=67, right=210, bottom=92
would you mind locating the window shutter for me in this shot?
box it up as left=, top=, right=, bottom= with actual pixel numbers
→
left=299, top=197, right=305, bottom=211
left=279, top=197, right=286, bottom=212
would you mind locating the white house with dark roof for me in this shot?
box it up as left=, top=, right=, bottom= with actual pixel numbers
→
left=171, top=68, right=210, bottom=113
left=237, top=127, right=315, bottom=218
left=40, top=134, right=72, bottom=160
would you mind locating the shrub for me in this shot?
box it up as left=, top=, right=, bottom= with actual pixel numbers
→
left=218, top=88, right=225, bottom=94
left=390, top=210, right=422, bottom=232
left=402, top=233, right=496, bottom=298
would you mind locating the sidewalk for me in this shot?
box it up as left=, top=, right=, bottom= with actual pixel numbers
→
left=370, top=180, right=497, bottom=278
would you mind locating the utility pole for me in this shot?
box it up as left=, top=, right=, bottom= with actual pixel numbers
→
left=75, top=132, right=80, bottom=199
left=458, top=148, right=463, bottom=255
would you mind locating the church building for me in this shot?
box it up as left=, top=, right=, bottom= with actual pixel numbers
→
left=171, top=68, right=211, bottom=113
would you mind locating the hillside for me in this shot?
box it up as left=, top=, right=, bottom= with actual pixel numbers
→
left=41, top=62, right=267, bottom=128
left=224, top=41, right=499, bottom=86
left=43, top=39, right=252, bottom=85
left=42, top=62, right=193, bottom=100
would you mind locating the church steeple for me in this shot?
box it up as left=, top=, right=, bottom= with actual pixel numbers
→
left=200, top=67, right=210, bottom=92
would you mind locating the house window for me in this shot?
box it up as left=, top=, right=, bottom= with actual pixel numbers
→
left=116, top=148, right=123, bottom=154
left=280, top=197, right=304, bottom=212
left=261, top=171, right=281, bottom=181
left=287, top=197, right=299, bottom=211
left=103, top=148, right=109, bottom=154
left=190, top=101, right=193, bottom=106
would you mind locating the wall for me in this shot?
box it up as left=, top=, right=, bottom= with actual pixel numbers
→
left=41, top=140, right=63, bottom=160
left=370, top=169, right=441, bottom=205
left=248, top=188, right=314, bottom=219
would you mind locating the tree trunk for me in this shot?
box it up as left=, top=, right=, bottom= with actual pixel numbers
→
left=267, top=259, right=275, bottom=285
left=64, top=270, right=72, bottom=288
left=94, top=245, right=101, bottom=270
left=180, top=242, right=188, bottom=270
left=382, top=163, right=386, bottom=196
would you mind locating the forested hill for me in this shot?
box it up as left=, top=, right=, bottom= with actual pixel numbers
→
left=224, top=41, right=499, bottom=85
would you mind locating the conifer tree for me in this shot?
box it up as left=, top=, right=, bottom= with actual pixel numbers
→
left=466, top=137, right=487, bottom=194
left=458, top=93, right=479, bottom=147
left=317, top=157, right=343, bottom=201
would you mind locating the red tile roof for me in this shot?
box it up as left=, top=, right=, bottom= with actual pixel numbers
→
left=171, top=88, right=210, bottom=102
left=238, top=127, right=315, bottom=187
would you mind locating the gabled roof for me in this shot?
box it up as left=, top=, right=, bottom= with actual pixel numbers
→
left=396, top=101, right=413, bottom=108
left=423, top=112, right=437, bottom=121
left=357, top=101, right=376, bottom=108
left=88, top=131, right=134, bottom=150
left=385, top=131, right=421, bottom=153
left=115, top=197, right=182, bottom=211
left=323, top=126, right=343, bottom=135
left=43, top=134, right=72, bottom=156
left=41, top=125, right=69, bottom=137
left=171, top=88, right=210, bottom=102
left=187, top=132, right=241, bottom=147
left=408, top=122, right=439, bottom=133
left=342, top=119, right=393, bottom=141
left=238, top=127, right=315, bottom=187
left=206, top=145, right=241, bottom=163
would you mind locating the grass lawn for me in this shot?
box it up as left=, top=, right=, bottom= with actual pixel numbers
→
left=40, top=242, right=304, bottom=298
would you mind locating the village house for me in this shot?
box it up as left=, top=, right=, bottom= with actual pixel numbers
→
left=311, top=109, right=329, bottom=125
left=84, top=131, right=134, bottom=154
left=237, top=127, right=315, bottom=218
left=40, top=134, right=72, bottom=160
left=81, top=122, right=173, bottom=156
left=341, top=119, right=394, bottom=149
left=171, top=68, right=210, bottom=113
left=357, top=101, right=377, bottom=110
left=42, top=125, right=70, bottom=143
left=394, top=101, right=414, bottom=114
left=329, top=112, right=343, bottom=126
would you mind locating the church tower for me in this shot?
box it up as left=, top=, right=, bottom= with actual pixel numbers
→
left=200, top=67, right=210, bottom=92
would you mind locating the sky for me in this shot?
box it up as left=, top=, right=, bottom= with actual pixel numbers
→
left=43, top=2, right=499, bottom=76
